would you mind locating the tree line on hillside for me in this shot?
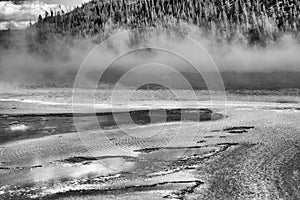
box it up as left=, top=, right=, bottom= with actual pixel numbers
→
left=29, top=0, right=300, bottom=47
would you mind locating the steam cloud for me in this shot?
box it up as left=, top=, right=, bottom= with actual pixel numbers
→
left=0, top=26, right=300, bottom=89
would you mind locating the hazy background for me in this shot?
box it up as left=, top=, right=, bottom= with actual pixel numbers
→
left=0, top=1, right=300, bottom=90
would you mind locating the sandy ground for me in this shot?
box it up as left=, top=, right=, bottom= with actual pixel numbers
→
left=0, top=88, right=299, bottom=199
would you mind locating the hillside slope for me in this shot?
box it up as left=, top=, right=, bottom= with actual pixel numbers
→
left=32, top=0, right=300, bottom=45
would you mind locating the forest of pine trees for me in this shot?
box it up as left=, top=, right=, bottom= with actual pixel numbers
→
left=29, top=0, right=300, bottom=47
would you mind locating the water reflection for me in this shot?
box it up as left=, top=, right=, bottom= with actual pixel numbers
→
left=0, top=157, right=135, bottom=187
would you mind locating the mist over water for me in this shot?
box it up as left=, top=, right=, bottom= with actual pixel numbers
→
left=0, top=27, right=300, bottom=89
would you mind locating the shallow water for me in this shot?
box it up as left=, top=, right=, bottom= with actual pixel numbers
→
left=0, top=89, right=299, bottom=199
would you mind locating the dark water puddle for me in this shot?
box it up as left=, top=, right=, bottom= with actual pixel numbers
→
left=223, top=126, right=255, bottom=131
left=134, top=145, right=214, bottom=154
left=265, top=107, right=300, bottom=111
left=135, top=143, right=240, bottom=158
left=0, top=165, right=42, bottom=171
left=215, top=142, right=240, bottom=146
left=203, top=135, right=214, bottom=138
left=0, top=108, right=222, bottom=144
left=228, top=130, right=248, bottom=133
left=58, top=156, right=98, bottom=164
left=58, top=155, right=139, bottom=164
left=211, top=126, right=255, bottom=134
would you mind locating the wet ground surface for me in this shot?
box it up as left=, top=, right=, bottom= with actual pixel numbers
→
left=0, top=92, right=300, bottom=199
left=0, top=108, right=221, bottom=144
